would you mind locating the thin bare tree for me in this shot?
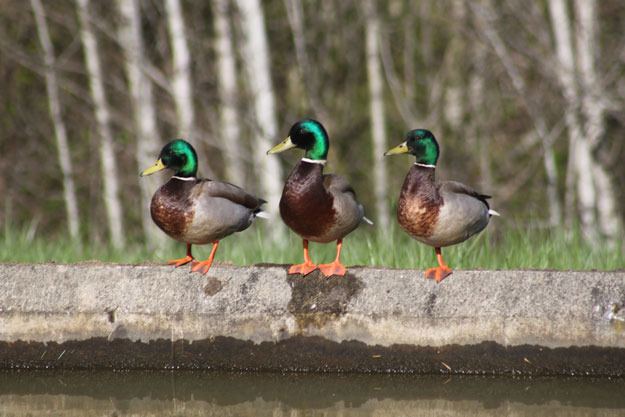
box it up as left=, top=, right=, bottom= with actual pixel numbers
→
left=548, top=0, right=598, bottom=242
left=443, top=0, right=467, bottom=131
left=165, top=0, right=195, bottom=141
left=467, top=24, right=492, bottom=193
left=76, top=0, right=125, bottom=249
left=574, top=0, right=622, bottom=243
left=116, top=0, right=164, bottom=244
left=283, top=0, right=326, bottom=121
left=471, top=1, right=562, bottom=227
left=419, top=1, right=434, bottom=85
left=30, top=0, right=80, bottom=240
left=402, top=1, right=417, bottom=103
left=164, top=0, right=214, bottom=175
left=364, top=0, right=390, bottom=230
left=213, top=0, right=244, bottom=186
left=234, top=0, right=283, bottom=221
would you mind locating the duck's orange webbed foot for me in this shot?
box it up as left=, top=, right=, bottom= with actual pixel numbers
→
left=168, top=255, right=194, bottom=267
left=318, top=239, right=347, bottom=277
left=190, top=241, right=219, bottom=275
left=424, top=247, right=453, bottom=283
left=288, top=239, right=318, bottom=276
left=191, top=260, right=214, bottom=274
left=288, top=261, right=318, bottom=276
left=168, top=243, right=194, bottom=267
left=319, top=261, right=347, bottom=277
left=424, top=266, right=452, bottom=283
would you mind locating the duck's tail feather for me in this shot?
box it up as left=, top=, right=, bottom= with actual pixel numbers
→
left=363, top=216, right=374, bottom=225
left=488, top=209, right=501, bottom=217
left=254, top=210, right=271, bottom=220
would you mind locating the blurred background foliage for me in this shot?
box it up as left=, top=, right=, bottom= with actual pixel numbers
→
left=0, top=0, right=623, bottom=267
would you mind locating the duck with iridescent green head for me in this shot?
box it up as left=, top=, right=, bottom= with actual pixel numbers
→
left=140, top=139, right=266, bottom=275
left=384, top=129, right=499, bottom=283
left=268, top=119, right=372, bottom=277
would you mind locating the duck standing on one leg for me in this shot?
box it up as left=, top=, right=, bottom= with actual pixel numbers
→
left=140, top=139, right=266, bottom=275
left=267, top=119, right=371, bottom=277
left=384, top=129, right=499, bottom=283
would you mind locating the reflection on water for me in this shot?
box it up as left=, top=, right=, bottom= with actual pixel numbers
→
left=0, top=371, right=624, bottom=416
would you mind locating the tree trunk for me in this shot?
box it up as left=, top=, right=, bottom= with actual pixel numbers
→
left=574, top=0, right=622, bottom=243
left=30, top=0, right=80, bottom=241
left=574, top=0, right=604, bottom=146
left=164, top=0, right=213, bottom=178
left=419, top=0, right=433, bottom=86
left=213, top=0, right=244, bottom=186
left=234, top=0, right=283, bottom=224
left=443, top=0, right=466, bottom=131
left=402, top=2, right=416, bottom=103
left=76, top=0, right=125, bottom=249
left=116, top=0, right=165, bottom=245
left=364, top=0, right=390, bottom=231
left=467, top=27, right=492, bottom=193
left=165, top=0, right=195, bottom=141
left=548, top=0, right=598, bottom=242
left=283, top=0, right=326, bottom=121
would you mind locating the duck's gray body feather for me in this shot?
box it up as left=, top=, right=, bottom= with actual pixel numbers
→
left=422, top=181, right=490, bottom=247
left=321, top=173, right=364, bottom=242
left=398, top=165, right=492, bottom=248
left=151, top=177, right=265, bottom=245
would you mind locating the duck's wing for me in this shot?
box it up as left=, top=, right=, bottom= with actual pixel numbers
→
left=323, top=174, right=356, bottom=197
left=426, top=180, right=493, bottom=246
left=439, top=181, right=491, bottom=209
left=322, top=173, right=366, bottom=229
left=193, top=179, right=266, bottom=210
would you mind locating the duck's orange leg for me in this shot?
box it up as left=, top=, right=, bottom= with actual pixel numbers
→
left=424, top=247, right=453, bottom=283
left=191, top=241, right=219, bottom=274
left=167, top=243, right=194, bottom=267
left=319, top=239, right=347, bottom=277
left=288, top=239, right=318, bottom=276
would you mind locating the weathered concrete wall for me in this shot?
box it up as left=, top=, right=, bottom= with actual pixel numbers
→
left=1, top=264, right=624, bottom=375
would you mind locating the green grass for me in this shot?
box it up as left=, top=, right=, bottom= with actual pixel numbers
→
left=1, top=222, right=623, bottom=270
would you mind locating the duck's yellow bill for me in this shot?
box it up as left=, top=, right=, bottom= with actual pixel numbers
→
left=267, top=136, right=296, bottom=154
left=140, top=159, right=166, bottom=177
left=384, top=141, right=409, bottom=156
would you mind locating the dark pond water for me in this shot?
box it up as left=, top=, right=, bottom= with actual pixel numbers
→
left=0, top=371, right=624, bottom=416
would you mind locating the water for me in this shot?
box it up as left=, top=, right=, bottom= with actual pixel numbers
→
left=1, top=371, right=624, bottom=416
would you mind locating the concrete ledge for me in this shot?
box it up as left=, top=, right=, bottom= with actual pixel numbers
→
left=1, top=263, right=624, bottom=375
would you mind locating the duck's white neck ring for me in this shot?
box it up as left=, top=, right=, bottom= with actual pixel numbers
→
left=301, top=158, right=327, bottom=165
left=172, top=175, right=197, bottom=181
left=414, top=162, right=436, bottom=169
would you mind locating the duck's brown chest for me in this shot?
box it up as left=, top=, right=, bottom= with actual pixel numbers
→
left=280, top=161, right=335, bottom=238
left=150, top=179, right=195, bottom=240
left=397, top=166, right=441, bottom=238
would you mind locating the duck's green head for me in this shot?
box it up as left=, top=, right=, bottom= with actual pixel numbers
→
left=140, top=139, right=198, bottom=178
left=267, top=119, right=329, bottom=161
left=384, top=129, right=440, bottom=166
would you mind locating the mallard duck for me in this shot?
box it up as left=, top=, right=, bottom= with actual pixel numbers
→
left=384, top=129, right=499, bottom=283
left=140, top=139, right=266, bottom=274
left=267, top=119, right=371, bottom=277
